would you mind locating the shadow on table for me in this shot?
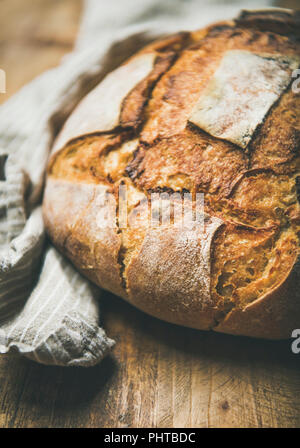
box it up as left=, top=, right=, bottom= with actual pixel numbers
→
left=2, top=291, right=299, bottom=427
left=103, top=292, right=300, bottom=370
left=2, top=352, right=117, bottom=414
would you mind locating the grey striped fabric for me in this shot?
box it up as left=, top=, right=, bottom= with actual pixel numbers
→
left=0, top=152, right=114, bottom=366
left=0, top=246, right=114, bottom=366
left=0, top=0, right=272, bottom=366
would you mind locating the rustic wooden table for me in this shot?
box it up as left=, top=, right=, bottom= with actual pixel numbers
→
left=0, top=0, right=300, bottom=428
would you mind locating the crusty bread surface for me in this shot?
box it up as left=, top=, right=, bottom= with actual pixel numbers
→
left=43, top=9, right=300, bottom=339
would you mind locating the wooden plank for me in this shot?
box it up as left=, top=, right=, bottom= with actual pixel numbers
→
left=0, top=0, right=300, bottom=429
left=1, top=295, right=299, bottom=428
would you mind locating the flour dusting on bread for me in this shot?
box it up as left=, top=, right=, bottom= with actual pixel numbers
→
left=189, top=50, right=300, bottom=149
left=44, top=9, right=300, bottom=338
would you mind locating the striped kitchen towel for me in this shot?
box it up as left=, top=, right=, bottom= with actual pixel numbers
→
left=0, top=0, right=272, bottom=366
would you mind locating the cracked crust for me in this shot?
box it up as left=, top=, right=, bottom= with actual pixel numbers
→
left=43, top=9, right=300, bottom=339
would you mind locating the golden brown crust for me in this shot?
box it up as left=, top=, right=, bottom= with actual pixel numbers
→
left=215, top=257, right=300, bottom=339
left=43, top=9, right=300, bottom=339
left=126, top=128, right=248, bottom=197
left=123, top=199, right=225, bottom=329
left=43, top=178, right=127, bottom=298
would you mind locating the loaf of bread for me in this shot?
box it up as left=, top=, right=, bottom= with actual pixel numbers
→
left=43, top=9, right=300, bottom=339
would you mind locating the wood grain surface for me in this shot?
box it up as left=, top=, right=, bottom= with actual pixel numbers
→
left=0, top=0, right=300, bottom=428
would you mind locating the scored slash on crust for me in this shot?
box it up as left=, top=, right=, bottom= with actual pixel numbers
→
left=43, top=9, right=300, bottom=339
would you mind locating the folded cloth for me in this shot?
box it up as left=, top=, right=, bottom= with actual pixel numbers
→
left=0, top=0, right=272, bottom=366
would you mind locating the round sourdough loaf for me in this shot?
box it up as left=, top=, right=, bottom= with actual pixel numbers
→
left=43, top=9, right=300, bottom=339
